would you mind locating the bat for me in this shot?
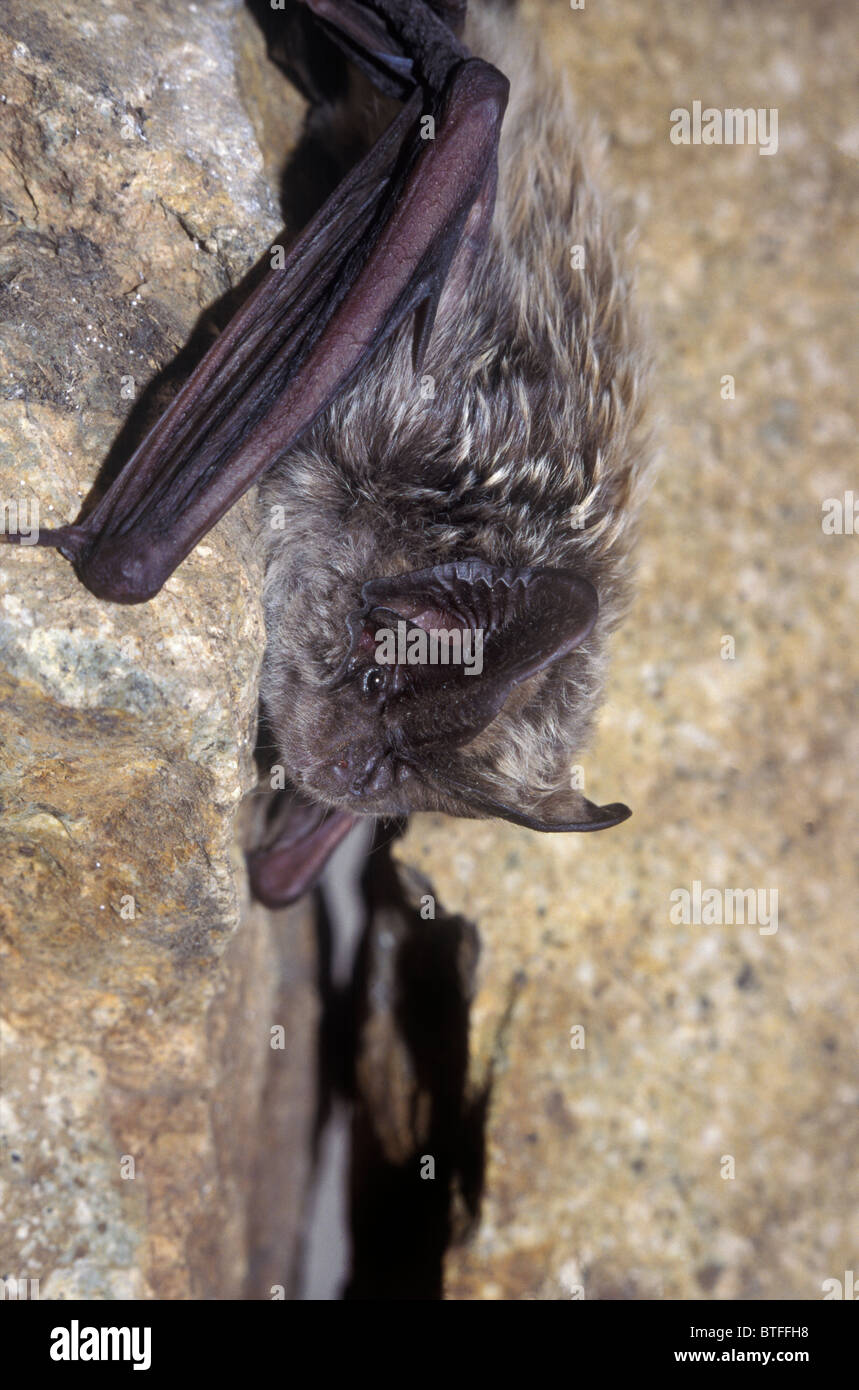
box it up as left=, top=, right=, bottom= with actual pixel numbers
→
left=3, top=0, right=648, bottom=905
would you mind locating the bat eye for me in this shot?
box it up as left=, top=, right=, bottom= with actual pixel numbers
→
left=361, top=666, right=385, bottom=697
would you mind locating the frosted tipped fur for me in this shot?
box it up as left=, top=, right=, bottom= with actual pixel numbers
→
left=260, top=1, right=650, bottom=822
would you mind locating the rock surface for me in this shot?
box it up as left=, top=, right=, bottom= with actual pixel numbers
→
left=0, top=0, right=314, bottom=1299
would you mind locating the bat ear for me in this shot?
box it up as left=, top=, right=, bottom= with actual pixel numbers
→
left=466, top=786, right=632, bottom=833
left=360, top=559, right=598, bottom=678
left=422, top=755, right=631, bottom=831
left=335, top=559, right=600, bottom=750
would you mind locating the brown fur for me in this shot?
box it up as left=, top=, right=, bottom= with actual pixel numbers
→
left=259, top=2, right=650, bottom=823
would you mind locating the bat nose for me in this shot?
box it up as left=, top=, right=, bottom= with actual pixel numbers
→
left=332, top=749, right=393, bottom=797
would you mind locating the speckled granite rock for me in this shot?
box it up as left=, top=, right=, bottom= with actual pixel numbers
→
left=397, top=0, right=857, bottom=1300
left=0, top=0, right=314, bottom=1299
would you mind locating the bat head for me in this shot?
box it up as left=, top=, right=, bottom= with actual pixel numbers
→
left=264, top=557, right=630, bottom=833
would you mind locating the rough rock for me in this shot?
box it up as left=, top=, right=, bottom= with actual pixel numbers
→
left=0, top=0, right=314, bottom=1299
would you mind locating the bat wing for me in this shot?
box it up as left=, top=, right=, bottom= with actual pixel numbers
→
left=246, top=794, right=356, bottom=908
left=15, top=0, right=508, bottom=603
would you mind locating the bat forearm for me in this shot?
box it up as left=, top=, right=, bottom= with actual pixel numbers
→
left=21, top=0, right=507, bottom=605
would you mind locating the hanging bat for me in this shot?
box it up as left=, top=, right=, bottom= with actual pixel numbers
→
left=3, top=0, right=648, bottom=905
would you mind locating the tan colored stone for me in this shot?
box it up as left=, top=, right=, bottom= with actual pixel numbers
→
left=0, top=0, right=315, bottom=1300
left=397, top=0, right=858, bottom=1301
